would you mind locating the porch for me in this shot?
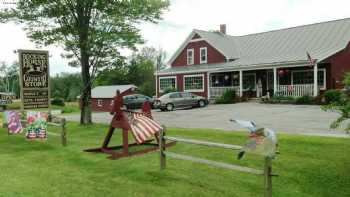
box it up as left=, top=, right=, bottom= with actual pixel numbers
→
left=209, top=65, right=325, bottom=99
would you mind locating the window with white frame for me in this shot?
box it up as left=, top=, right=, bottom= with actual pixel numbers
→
left=243, top=73, right=256, bottom=91
left=292, top=69, right=326, bottom=89
left=159, top=77, right=176, bottom=92
left=184, top=74, right=204, bottom=92
left=97, top=99, right=103, bottom=107
left=200, top=47, right=207, bottom=64
left=187, top=49, right=194, bottom=65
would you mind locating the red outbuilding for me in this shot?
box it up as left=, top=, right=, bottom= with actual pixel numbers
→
left=90, top=85, right=137, bottom=111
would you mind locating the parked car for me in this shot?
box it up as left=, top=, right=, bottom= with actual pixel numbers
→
left=123, top=94, right=154, bottom=109
left=0, top=99, right=10, bottom=112
left=154, top=92, right=208, bottom=111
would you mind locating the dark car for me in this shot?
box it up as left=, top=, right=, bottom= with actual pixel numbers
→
left=123, top=94, right=154, bottom=109
left=154, top=92, right=208, bottom=111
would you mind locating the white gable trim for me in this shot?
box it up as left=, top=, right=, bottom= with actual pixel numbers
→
left=189, top=38, right=204, bottom=43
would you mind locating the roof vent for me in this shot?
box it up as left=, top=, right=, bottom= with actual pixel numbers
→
left=220, top=24, right=226, bottom=34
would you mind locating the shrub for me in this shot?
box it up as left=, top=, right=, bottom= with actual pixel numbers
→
left=162, top=87, right=177, bottom=95
left=295, top=95, right=313, bottom=104
left=5, top=102, right=21, bottom=109
left=215, top=89, right=236, bottom=104
left=51, top=98, right=65, bottom=106
left=324, top=89, right=342, bottom=104
left=272, top=95, right=295, bottom=101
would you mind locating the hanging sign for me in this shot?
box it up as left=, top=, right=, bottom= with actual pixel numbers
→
left=18, top=50, right=50, bottom=110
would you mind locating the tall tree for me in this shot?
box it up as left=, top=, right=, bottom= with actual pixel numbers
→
left=0, top=0, right=169, bottom=124
left=0, top=61, right=20, bottom=96
left=95, top=46, right=166, bottom=96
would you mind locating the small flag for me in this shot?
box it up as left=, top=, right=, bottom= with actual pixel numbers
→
left=129, top=113, right=162, bottom=144
left=26, top=111, right=48, bottom=139
left=307, top=52, right=316, bottom=66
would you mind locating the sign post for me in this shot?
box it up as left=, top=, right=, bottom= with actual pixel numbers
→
left=18, top=50, right=51, bottom=114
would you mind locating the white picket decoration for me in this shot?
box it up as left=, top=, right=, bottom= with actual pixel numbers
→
left=276, top=84, right=314, bottom=97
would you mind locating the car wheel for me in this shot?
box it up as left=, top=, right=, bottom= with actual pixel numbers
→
left=166, top=103, right=174, bottom=111
left=198, top=100, right=206, bottom=107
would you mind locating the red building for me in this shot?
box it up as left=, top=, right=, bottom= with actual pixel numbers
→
left=90, top=85, right=136, bottom=111
left=156, top=18, right=350, bottom=99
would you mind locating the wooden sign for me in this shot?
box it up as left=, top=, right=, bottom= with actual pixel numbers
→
left=18, top=50, right=51, bottom=110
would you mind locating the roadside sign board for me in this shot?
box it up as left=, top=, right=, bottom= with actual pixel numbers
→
left=18, top=50, right=51, bottom=110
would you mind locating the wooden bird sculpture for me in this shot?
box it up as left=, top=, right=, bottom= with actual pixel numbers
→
left=230, top=119, right=278, bottom=160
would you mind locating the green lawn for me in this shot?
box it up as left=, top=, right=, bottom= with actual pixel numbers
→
left=0, top=122, right=349, bottom=197
left=52, top=102, right=80, bottom=114
left=4, top=101, right=80, bottom=114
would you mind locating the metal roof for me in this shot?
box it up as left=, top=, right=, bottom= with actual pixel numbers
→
left=162, top=18, right=350, bottom=75
left=91, top=85, right=137, bottom=98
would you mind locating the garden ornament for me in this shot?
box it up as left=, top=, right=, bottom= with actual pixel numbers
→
left=230, top=119, right=278, bottom=159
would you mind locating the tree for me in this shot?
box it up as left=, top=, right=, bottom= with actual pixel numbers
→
left=0, top=61, right=20, bottom=97
left=95, top=46, right=166, bottom=96
left=322, top=72, right=350, bottom=134
left=51, top=73, right=83, bottom=101
left=0, top=0, right=169, bottom=124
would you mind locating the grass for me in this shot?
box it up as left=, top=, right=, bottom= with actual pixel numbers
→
left=0, top=121, right=349, bottom=197
left=52, top=102, right=80, bottom=114
left=4, top=101, right=80, bottom=114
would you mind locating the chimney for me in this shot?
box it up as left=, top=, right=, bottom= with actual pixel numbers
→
left=220, top=24, right=226, bottom=34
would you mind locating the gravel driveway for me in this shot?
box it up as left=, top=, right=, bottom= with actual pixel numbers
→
left=61, top=103, right=348, bottom=136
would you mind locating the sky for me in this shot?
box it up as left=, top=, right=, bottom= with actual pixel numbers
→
left=0, top=0, right=349, bottom=75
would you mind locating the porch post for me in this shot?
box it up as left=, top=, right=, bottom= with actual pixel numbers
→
left=155, top=73, right=158, bottom=98
left=207, top=72, right=211, bottom=99
left=273, top=67, right=277, bottom=95
left=313, top=63, right=318, bottom=96
left=239, top=70, right=243, bottom=97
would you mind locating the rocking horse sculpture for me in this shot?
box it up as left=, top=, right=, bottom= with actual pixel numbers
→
left=84, top=90, right=175, bottom=160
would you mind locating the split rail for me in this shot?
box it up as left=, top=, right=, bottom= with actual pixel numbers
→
left=159, top=130, right=276, bottom=197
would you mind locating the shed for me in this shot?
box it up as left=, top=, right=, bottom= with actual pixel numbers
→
left=90, top=85, right=137, bottom=111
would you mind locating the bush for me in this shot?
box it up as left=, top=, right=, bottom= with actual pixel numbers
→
left=5, top=101, right=21, bottom=109
left=215, top=89, right=236, bottom=104
left=295, top=95, right=313, bottom=104
left=324, top=89, right=342, bottom=104
left=272, top=95, right=295, bottom=101
left=162, top=87, right=177, bottom=95
left=51, top=98, right=65, bottom=106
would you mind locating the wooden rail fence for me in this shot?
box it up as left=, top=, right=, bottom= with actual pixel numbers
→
left=159, top=130, right=276, bottom=197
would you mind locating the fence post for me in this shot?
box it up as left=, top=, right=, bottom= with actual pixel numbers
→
left=264, top=156, right=273, bottom=197
left=61, top=118, right=67, bottom=146
left=159, top=126, right=166, bottom=170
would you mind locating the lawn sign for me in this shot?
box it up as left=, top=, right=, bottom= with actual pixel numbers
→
left=5, top=110, right=23, bottom=134
left=26, top=111, right=48, bottom=139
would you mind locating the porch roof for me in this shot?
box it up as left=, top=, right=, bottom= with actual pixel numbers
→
left=157, top=60, right=310, bottom=75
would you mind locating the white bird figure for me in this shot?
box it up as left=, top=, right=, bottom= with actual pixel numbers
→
left=230, top=119, right=278, bottom=160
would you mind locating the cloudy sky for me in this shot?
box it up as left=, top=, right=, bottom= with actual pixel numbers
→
left=0, top=0, right=349, bottom=75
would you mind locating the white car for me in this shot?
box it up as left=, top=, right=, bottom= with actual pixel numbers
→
left=154, top=92, right=208, bottom=111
